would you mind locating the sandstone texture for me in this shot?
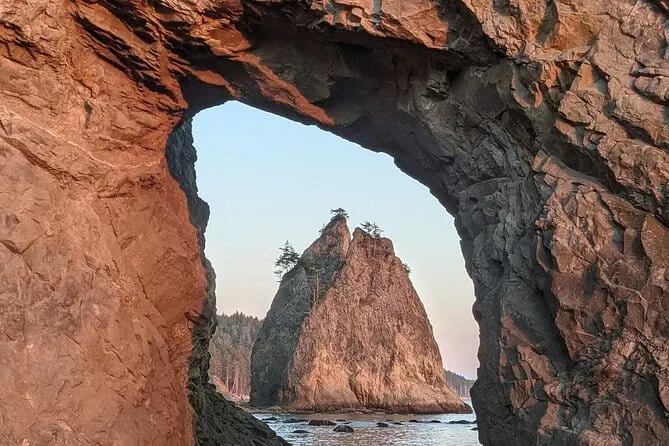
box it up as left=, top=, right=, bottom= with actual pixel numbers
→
left=251, top=217, right=470, bottom=414
left=0, top=0, right=667, bottom=445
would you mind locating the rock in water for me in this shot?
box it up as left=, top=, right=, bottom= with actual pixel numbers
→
left=308, top=419, right=336, bottom=426
left=251, top=217, right=470, bottom=414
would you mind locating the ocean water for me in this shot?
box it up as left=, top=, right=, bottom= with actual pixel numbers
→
left=255, top=407, right=481, bottom=446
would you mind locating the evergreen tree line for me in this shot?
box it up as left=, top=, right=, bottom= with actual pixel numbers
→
left=443, top=369, right=475, bottom=398
left=208, top=312, right=263, bottom=399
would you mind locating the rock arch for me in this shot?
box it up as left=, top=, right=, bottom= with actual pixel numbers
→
left=0, top=1, right=667, bottom=445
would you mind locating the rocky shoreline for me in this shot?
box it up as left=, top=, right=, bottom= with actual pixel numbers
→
left=253, top=410, right=480, bottom=444
left=245, top=404, right=475, bottom=417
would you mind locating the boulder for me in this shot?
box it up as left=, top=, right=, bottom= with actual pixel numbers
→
left=307, top=420, right=336, bottom=426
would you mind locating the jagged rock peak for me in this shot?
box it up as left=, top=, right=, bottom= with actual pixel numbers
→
left=303, top=215, right=351, bottom=260
left=251, top=218, right=471, bottom=414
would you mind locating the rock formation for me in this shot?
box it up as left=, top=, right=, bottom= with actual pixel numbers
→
left=0, top=0, right=667, bottom=445
left=251, top=217, right=470, bottom=413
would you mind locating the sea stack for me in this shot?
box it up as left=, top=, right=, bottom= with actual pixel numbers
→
left=251, top=216, right=471, bottom=414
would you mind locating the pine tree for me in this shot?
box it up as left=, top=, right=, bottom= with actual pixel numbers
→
left=330, top=207, right=349, bottom=219
left=360, top=221, right=383, bottom=238
left=274, top=241, right=300, bottom=280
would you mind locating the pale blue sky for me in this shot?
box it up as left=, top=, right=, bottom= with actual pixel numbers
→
left=193, top=102, right=479, bottom=379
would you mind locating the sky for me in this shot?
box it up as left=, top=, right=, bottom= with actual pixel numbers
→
left=192, top=102, right=479, bottom=379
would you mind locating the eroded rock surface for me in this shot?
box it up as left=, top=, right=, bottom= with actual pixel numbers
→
left=0, top=0, right=667, bottom=445
left=251, top=217, right=470, bottom=414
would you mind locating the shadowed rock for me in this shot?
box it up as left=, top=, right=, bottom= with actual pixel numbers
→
left=308, top=420, right=336, bottom=426
left=283, top=418, right=308, bottom=424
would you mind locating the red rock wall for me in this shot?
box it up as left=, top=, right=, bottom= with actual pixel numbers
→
left=0, top=2, right=199, bottom=444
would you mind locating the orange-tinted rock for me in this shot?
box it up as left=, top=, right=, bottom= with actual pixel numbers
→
left=0, top=0, right=667, bottom=445
left=251, top=217, right=470, bottom=414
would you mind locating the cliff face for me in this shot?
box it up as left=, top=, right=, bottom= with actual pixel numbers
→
left=0, top=0, right=667, bottom=444
left=251, top=216, right=351, bottom=407
left=252, top=218, right=471, bottom=414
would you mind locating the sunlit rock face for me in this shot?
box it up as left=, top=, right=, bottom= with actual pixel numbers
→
left=251, top=217, right=471, bottom=414
left=0, top=0, right=666, bottom=445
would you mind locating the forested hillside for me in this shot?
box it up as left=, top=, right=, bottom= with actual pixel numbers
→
left=209, top=312, right=263, bottom=400
left=444, top=369, right=475, bottom=398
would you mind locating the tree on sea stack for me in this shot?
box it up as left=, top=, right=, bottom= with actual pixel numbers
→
left=360, top=221, right=383, bottom=238
left=274, top=241, right=300, bottom=280
left=330, top=207, right=349, bottom=220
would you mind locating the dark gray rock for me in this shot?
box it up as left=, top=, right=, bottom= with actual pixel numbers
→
left=308, top=420, right=336, bottom=426
left=449, top=420, right=475, bottom=425
left=283, top=418, right=308, bottom=424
